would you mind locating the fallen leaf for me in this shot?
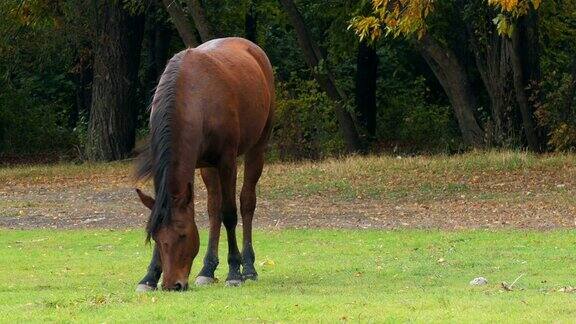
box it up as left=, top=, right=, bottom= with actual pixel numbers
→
left=501, top=282, right=513, bottom=291
left=558, top=286, right=576, bottom=293
left=259, top=259, right=275, bottom=267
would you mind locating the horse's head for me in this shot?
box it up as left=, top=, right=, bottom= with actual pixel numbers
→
left=136, top=186, right=199, bottom=291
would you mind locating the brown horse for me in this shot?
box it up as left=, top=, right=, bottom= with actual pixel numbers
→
left=134, top=37, right=274, bottom=291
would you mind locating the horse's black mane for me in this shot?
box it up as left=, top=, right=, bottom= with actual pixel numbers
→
left=135, top=49, right=188, bottom=242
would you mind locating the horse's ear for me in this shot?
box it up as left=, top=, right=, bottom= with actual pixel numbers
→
left=136, top=189, right=155, bottom=210
left=185, top=182, right=193, bottom=206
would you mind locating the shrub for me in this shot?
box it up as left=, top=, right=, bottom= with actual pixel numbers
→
left=537, top=72, right=576, bottom=152
left=0, top=89, right=76, bottom=155
left=377, top=75, right=462, bottom=153
left=271, top=77, right=344, bottom=160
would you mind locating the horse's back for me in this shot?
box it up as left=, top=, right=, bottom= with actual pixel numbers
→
left=176, top=38, right=274, bottom=163
left=196, top=37, right=274, bottom=86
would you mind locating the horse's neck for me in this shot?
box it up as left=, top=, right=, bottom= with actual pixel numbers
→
left=168, top=89, right=203, bottom=200
left=168, top=142, right=198, bottom=200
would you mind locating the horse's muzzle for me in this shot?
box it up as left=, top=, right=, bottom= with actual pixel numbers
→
left=166, top=281, right=189, bottom=292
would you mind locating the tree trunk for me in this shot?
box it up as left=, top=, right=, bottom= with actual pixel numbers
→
left=467, top=20, right=512, bottom=145
left=154, top=22, right=172, bottom=76
left=508, top=13, right=543, bottom=152
left=563, top=56, right=576, bottom=120
left=143, top=1, right=172, bottom=120
left=162, top=0, right=198, bottom=47
left=72, top=47, right=93, bottom=128
left=460, top=0, right=510, bottom=144
left=245, top=0, right=257, bottom=43
left=417, top=34, right=485, bottom=147
left=186, top=0, right=217, bottom=42
left=278, top=0, right=361, bottom=152
left=144, top=10, right=159, bottom=98
left=355, top=40, right=378, bottom=140
left=144, top=0, right=172, bottom=90
left=86, top=1, right=146, bottom=161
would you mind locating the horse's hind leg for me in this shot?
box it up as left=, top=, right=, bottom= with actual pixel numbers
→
left=135, top=245, right=162, bottom=292
left=240, top=148, right=265, bottom=280
left=218, top=153, right=243, bottom=286
left=195, top=168, right=222, bottom=285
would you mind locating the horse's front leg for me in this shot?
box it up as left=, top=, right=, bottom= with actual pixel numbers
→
left=135, top=245, right=162, bottom=292
left=219, top=154, right=243, bottom=286
left=195, top=168, right=222, bottom=285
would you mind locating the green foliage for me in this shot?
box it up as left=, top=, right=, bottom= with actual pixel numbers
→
left=272, top=77, right=345, bottom=160
left=373, top=41, right=461, bottom=152
left=377, top=76, right=460, bottom=152
left=122, top=0, right=149, bottom=15
left=400, top=103, right=459, bottom=150
left=539, top=70, right=576, bottom=151
left=0, top=85, right=76, bottom=154
left=0, top=0, right=575, bottom=158
left=0, top=0, right=86, bottom=154
left=537, top=0, right=576, bottom=151
left=203, top=0, right=252, bottom=35
left=488, top=0, right=542, bottom=36
left=547, top=123, right=576, bottom=152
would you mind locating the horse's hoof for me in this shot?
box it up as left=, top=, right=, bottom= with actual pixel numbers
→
left=195, top=276, right=216, bottom=286
left=135, top=284, right=156, bottom=293
left=225, top=279, right=242, bottom=287
left=243, top=273, right=258, bottom=281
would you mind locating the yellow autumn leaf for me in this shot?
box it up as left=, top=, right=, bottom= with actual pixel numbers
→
left=259, top=259, right=275, bottom=267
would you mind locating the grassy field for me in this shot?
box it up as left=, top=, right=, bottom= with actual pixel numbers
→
left=0, top=151, right=575, bottom=322
left=1, top=229, right=576, bottom=322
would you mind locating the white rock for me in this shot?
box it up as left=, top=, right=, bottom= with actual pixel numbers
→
left=470, top=277, right=488, bottom=286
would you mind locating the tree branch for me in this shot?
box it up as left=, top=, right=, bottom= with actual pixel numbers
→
left=185, top=0, right=217, bottom=42
left=161, top=0, right=198, bottom=47
left=278, top=0, right=360, bottom=152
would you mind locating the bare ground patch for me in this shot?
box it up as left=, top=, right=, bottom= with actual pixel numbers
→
left=0, top=152, right=574, bottom=230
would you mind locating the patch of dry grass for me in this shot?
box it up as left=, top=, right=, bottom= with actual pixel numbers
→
left=1, top=151, right=574, bottom=203
left=0, top=150, right=574, bottom=230
left=0, top=161, right=132, bottom=188
left=259, top=151, right=575, bottom=201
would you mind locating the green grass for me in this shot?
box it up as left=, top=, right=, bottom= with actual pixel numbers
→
left=1, top=229, right=576, bottom=322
